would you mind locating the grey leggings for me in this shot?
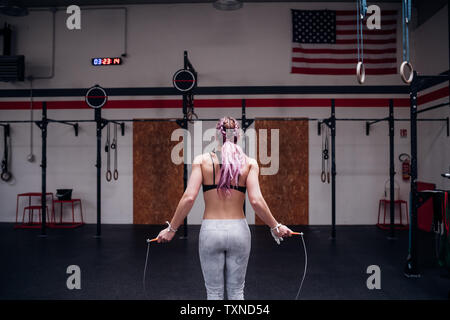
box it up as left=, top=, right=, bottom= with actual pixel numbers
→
left=198, top=218, right=251, bottom=300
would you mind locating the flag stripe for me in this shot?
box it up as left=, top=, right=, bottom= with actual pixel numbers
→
left=294, top=42, right=397, bottom=50
left=336, top=19, right=396, bottom=26
left=336, top=38, right=396, bottom=44
left=336, top=29, right=396, bottom=35
left=291, top=67, right=397, bottom=75
left=335, top=10, right=398, bottom=15
left=293, top=47, right=396, bottom=54
left=291, top=9, right=397, bottom=76
left=292, top=62, right=396, bottom=69
left=292, top=57, right=397, bottom=64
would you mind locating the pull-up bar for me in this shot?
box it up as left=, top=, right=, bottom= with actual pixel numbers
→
left=46, top=119, right=79, bottom=136
left=417, top=101, right=449, bottom=114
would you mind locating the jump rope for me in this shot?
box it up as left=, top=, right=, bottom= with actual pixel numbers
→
left=142, top=230, right=308, bottom=300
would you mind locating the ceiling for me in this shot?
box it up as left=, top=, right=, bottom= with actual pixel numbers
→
left=4, top=0, right=449, bottom=26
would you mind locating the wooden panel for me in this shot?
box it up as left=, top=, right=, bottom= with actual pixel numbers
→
left=133, top=120, right=184, bottom=224
left=255, top=119, right=309, bottom=225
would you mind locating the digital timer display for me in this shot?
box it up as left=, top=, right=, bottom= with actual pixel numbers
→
left=92, top=57, right=122, bottom=66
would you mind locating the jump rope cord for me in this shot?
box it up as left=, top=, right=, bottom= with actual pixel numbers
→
left=142, top=234, right=307, bottom=300
left=295, top=233, right=308, bottom=300
left=143, top=240, right=151, bottom=293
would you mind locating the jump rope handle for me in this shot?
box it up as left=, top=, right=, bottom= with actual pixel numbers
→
left=146, top=238, right=158, bottom=243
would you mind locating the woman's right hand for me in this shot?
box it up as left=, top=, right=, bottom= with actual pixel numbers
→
left=157, top=228, right=176, bottom=243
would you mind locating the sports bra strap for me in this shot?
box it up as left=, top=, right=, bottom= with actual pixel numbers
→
left=209, top=152, right=215, bottom=184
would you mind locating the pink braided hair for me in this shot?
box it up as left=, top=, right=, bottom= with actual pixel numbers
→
left=215, top=117, right=247, bottom=197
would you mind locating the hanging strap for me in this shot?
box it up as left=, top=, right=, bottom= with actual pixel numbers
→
left=113, top=123, right=118, bottom=180
left=321, top=123, right=327, bottom=183
left=1, top=126, right=12, bottom=182
left=321, top=124, right=330, bottom=183
left=105, top=123, right=112, bottom=182
left=400, top=0, right=414, bottom=83
left=356, top=0, right=367, bottom=84
left=402, top=0, right=411, bottom=63
left=325, top=127, right=330, bottom=183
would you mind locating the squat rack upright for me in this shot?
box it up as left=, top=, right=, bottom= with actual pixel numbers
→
left=318, top=98, right=448, bottom=241
left=404, top=72, right=450, bottom=277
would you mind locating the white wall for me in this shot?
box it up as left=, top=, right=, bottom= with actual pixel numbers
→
left=0, top=2, right=406, bottom=89
left=0, top=2, right=433, bottom=225
left=412, top=4, right=449, bottom=75
left=412, top=5, right=450, bottom=191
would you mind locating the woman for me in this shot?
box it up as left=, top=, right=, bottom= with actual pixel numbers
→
left=157, top=116, right=293, bottom=300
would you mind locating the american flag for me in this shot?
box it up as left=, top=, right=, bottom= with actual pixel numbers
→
left=291, top=9, right=397, bottom=75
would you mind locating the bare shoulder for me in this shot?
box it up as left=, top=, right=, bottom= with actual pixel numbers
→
left=246, top=156, right=259, bottom=169
left=193, top=154, right=205, bottom=165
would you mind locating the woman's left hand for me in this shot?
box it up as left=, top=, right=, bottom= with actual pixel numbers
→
left=270, top=224, right=293, bottom=244
left=157, top=228, right=176, bottom=243
left=276, top=225, right=293, bottom=238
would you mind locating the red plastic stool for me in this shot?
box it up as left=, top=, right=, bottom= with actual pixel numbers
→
left=51, top=199, right=84, bottom=228
left=377, top=199, right=409, bottom=230
left=22, top=205, right=49, bottom=225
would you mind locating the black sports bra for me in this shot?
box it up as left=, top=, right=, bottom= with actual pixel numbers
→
left=202, top=151, right=246, bottom=194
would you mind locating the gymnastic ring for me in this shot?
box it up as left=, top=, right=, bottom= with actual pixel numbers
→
left=321, top=171, right=326, bottom=183
left=106, top=170, right=112, bottom=182
left=187, top=111, right=198, bottom=124
left=356, top=61, right=365, bottom=84
left=1, top=171, right=12, bottom=182
left=400, top=61, right=414, bottom=84
left=114, top=170, right=119, bottom=180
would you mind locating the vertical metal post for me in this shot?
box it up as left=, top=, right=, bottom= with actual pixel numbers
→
left=446, top=117, right=449, bottom=137
left=405, top=73, right=420, bottom=277
left=330, top=99, right=336, bottom=240
left=40, top=102, right=47, bottom=237
left=95, top=108, right=102, bottom=238
left=3, top=23, right=11, bottom=56
left=242, top=99, right=247, bottom=216
left=388, top=99, right=396, bottom=239
left=181, top=50, right=188, bottom=239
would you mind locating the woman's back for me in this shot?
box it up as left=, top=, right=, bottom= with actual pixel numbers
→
left=156, top=116, right=293, bottom=300
left=201, top=151, right=251, bottom=220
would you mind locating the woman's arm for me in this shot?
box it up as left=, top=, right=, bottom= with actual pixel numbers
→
left=157, top=154, right=203, bottom=243
left=246, top=158, right=292, bottom=238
